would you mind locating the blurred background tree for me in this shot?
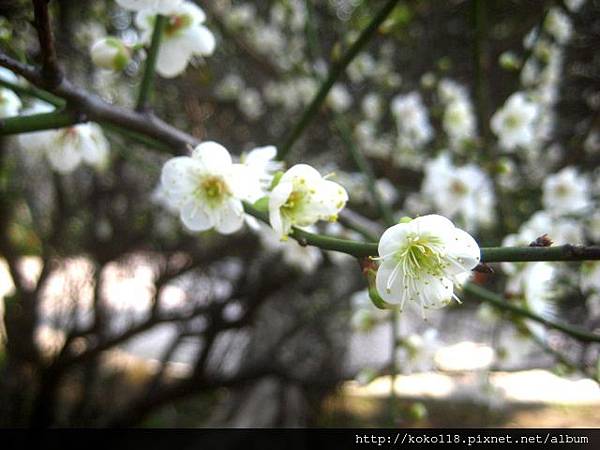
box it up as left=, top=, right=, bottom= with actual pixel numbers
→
left=0, top=0, right=599, bottom=428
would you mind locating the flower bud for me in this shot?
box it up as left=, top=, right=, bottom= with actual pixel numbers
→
left=90, top=37, right=130, bottom=71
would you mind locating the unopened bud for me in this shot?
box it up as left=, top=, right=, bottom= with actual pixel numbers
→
left=499, top=51, right=521, bottom=71
left=90, top=37, right=130, bottom=71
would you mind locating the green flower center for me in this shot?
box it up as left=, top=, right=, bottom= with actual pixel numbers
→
left=394, top=234, right=446, bottom=279
left=503, top=113, right=521, bottom=129
left=198, top=175, right=229, bottom=206
left=281, top=190, right=306, bottom=217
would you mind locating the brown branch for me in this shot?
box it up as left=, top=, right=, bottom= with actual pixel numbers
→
left=31, top=0, right=62, bottom=88
left=0, top=52, right=198, bottom=152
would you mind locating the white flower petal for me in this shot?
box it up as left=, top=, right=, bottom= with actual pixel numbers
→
left=183, top=25, right=215, bottom=56
left=155, top=39, right=193, bottom=78
left=160, top=156, right=200, bottom=202
left=215, top=199, right=244, bottom=234
left=192, top=141, right=232, bottom=174
left=180, top=200, right=212, bottom=231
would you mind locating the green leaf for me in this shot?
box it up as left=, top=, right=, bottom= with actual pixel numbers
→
left=269, top=171, right=284, bottom=191
left=252, top=196, right=269, bottom=212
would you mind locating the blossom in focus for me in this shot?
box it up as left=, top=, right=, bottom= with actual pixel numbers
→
left=0, top=87, right=21, bottom=118
left=160, top=142, right=246, bottom=234
left=391, top=92, right=433, bottom=151
left=542, top=166, right=590, bottom=215
left=421, top=152, right=495, bottom=231
left=268, top=164, right=348, bottom=239
left=135, top=1, right=215, bottom=78
left=491, top=92, right=539, bottom=151
left=375, top=215, right=480, bottom=316
left=117, top=0, right=181, bottom=14
left=90, top=37, right=131, bottom=71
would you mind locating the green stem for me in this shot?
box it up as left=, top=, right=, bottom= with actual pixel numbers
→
left=243, top=202, right=600, bottom=262
left=277, top=0, right=401, bottom=160
left=0, top=110, right=76, bottom=135
left=0, top=78, right=65, bottom=107
left=334, top=116, right=396, bottom=226
left=480, top=245, right=600, bottom=262
left=136, top=14, right=166, bottom=111
left=464, top=283, right=600, bottom=343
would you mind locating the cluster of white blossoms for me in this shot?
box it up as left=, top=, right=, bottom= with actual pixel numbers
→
left=491, top=92, right=539, bottom=151
left=420, top=152, right=495, bottom=232
left=438, top=79, right=477, bottom=150
left=0, top=67, right=22, bottom=118
left=159, top=142, right=348, bottom=238
left=390, top=92, right=433, bottom=152
left=374, top=215, right=480, bottom=316
left=91, top=0, right=216, bottom=78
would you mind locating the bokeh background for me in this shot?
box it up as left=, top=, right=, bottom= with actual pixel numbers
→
left=1, top=0, right=600, bottom=427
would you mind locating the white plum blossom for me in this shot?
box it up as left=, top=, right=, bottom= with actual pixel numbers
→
left=327, top=84, right=352, bottom=112
left=350, top=288, right=389, bottom=332
left=544, top=7, right=573, bottom=44
left=215, top=73, right=244, bottom=100
left=421, top=152, right=495, bottom=231
left=375, top=215, right=480, bottom=315
left=506, top=261, right=557, bottom=340
left=437, top=78, right=468, bottom=104
left=361, top=93, right=383, bottom=120
left=237, top=88, right=264, bottom=120
left=90, top=37, right=131, bottom=71
left=398, top=328, right=440, bottom=373
left=0, top=67, right=19, bottom=84
left=49, top=124, right=110, bottom=173
left=160, top=142, right=247, bottom=234
left=391, top=92, right=433, bottom=151
left=117, top=0, right=181, bottom=14
left=18, top=122, right=110, bottom=174
left=268, top=164, right=348, bottom=239
left=542, top=166, right=590, bottom=215
left=0, top=87, right=21, bottom=118
left=443, top=97, right=476, bottom=146
left=135, top=1, right=215, bottom=78
left=491, top=92, right=539, bottom=151
left=16, top=101, right=56, bottom=158
left=501, top=210, right=585, bottom=276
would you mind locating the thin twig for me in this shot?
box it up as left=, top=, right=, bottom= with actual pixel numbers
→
left=136, top=14, right=166, bottom=112
left=277, top=0, right=401, bottom=159
left=31, top=0, right=62, bottom=88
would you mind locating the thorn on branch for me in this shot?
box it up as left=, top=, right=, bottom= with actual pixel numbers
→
left=473, top=262, right=494, bottom=273
left=529, top=234, right=553, bottom=247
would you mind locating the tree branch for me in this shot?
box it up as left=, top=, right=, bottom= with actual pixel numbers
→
left=277, top=0, right=401, bottom=159
left=32, top=0, right=62, bottom=88
left=464, top=283, right=600, bottom=343
left=0, top=52, right=198, bottom=151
